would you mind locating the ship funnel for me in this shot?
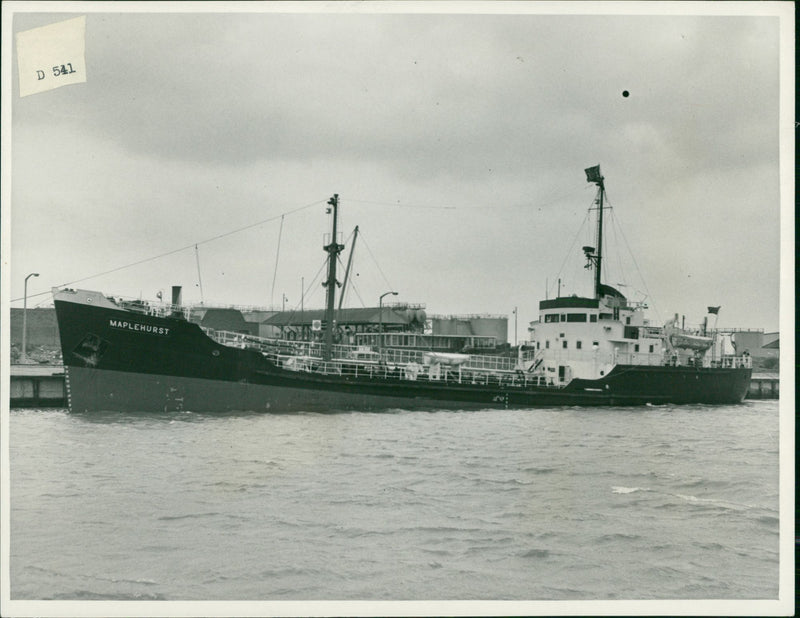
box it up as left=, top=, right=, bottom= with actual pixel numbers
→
left=171, top=286, right=183, bottom=307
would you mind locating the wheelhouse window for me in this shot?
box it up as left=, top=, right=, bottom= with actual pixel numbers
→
left=590, top=315, right=598, bottom=322
left=544, top=314, right=560, bottom=323
left=624, top=326, right=639, bottom=339
left=566, top=313, right=587, bottom=322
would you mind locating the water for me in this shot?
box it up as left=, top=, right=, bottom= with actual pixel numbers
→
left=9, top=401, right=780, bottom=602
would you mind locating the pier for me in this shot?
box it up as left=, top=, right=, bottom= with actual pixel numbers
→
left=9, top=365, right=67, bottom=408
left=8, top=365, right=779, bottom=408
left=746, top=374, right=780, bottom=399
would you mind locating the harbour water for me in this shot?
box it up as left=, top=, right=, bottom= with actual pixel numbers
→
left=9, top=401, right=780, bottom=604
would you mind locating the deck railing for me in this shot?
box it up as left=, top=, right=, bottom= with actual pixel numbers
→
left=201, top=327, right=527, bottom=375
left=201, top=327, right=753, bottom=387
left=272, top=356, right=566, bottom=389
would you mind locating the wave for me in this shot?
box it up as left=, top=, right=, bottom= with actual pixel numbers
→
left=611, top=486, right=649, bottom=494
left=674, top=478, right=732, bottom=489
left=596, top=532, right=642, bottom=543
left=156, top=512, right=221, bottom=521
left=755, top=514, right=779, bottom=526
left=38, top=492, right=81, bottom=498
left=611, top=487, right=772, bottom=520
left=48, top=590, right=167, bottom=600
left=672, top=493, right=752, bottom=510
left=258, top=566, right=327, bottom=578
left=519, top=548, right=550, bottom=558
left=522, top=466, right=557, bottom=474
left=404, top=525, right=484, bottom=535
left=420, top=548, right=452, bottom=557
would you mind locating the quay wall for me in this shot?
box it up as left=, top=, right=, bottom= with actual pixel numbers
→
left=9, top=366, right=67, bottom=408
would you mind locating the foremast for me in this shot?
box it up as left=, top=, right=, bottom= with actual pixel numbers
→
left=323, top=194, right=344, bottom=361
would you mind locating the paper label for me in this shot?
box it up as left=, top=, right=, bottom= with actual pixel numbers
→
left=16, top=16, right=87, bottom=97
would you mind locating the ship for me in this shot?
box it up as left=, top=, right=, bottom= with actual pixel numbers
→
left=52, top=167, right=752, bottom=413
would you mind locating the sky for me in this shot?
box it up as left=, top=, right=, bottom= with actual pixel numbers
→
left=3, top=2, right=792, bottom=338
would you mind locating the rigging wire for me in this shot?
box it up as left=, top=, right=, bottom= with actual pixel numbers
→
left=276, top=257, right=328, bottom=326
left=19, top=185, right=587, bottom=305
left=280, top=228, right=359, bottom=326
left=337, top=252, right=355, bottom=309
left=346, top=184, right=585, bottom=212
left=277, top=221, right=359, bottom=323
left=301, top=258, right=329, bottom=308
left=337, top=254, right=366, bottom=308
left=521, top=184, right=588, bottom=212
left=13, top=198, right=325, bottom=303
left=551, top=208, right=591, bottom=298
left=357, top=231, right=395, bottom=294
left=338, top=253, right=354, bottom=309
left=610, top=208, right=663, bottom=324
left=332, top=228, right=358, bottom=309
left=338, top=227, right=359, bottom=312
left=194, top=244, right=205, bottom=304
left=270, top=215, right=285, bottom=308
left=345, top=198, right=457, bottom=210
left=595, top=190, right=661, bottom=322
left=606, top=209, right=628, bottom=292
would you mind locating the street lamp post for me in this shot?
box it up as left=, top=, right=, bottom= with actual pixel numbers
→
left=22, top=272, right=39, bottom=363
left=378, top=291, right=398, bottom=362
left=281, top=293, right=288, bottom=338
left=513, top=306, right=518, bottom=348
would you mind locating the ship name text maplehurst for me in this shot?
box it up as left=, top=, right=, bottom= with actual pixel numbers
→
left=109, top=319, right=170, bottom=336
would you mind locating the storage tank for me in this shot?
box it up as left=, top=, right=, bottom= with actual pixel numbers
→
left=431, top=315, right=508, bottom=343
left=468, top=317, right=508, bottom=344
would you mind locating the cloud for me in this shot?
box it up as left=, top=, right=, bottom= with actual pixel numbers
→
left=13, top=14, right=777, bottom=173
left=9, top=9, right=785, bottom=332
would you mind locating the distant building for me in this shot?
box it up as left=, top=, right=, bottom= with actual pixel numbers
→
left=429, top=314, right=508, bottom=345
left=259, top=305, right=426, bottom=343
left=199, top=308, right=259, bottom=336
left=9, top=308, right=60, bottom=348
left=763, top=331, right=779, bottom=348
left=729, top=329, right=779, bottom=359
left=762, top=337, right=779, bottom=352
left=257, top=307, right=507, bottom=352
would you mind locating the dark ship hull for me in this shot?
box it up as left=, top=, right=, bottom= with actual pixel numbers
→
left=54, top=294, right=752, bottom=413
